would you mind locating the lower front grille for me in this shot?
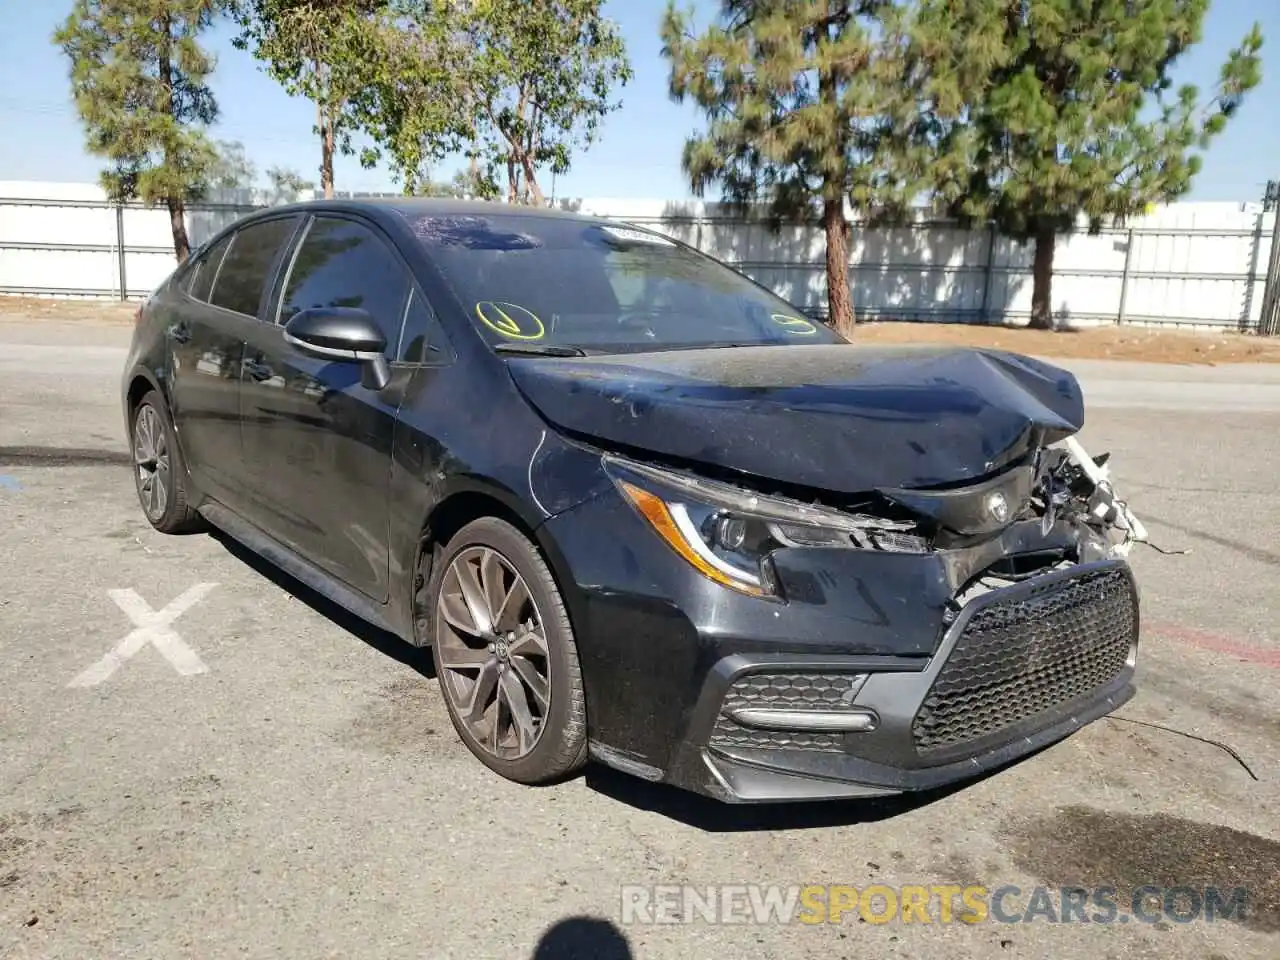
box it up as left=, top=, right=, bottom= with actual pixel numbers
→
left=709, top=672, right=867, bottom=754
left=912, top=566, right=1137, bottom=756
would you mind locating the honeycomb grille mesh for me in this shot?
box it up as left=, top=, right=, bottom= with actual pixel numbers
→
left=709, top=672, right=866, bottom=754
left=912, top=567, right=1136, bottom=755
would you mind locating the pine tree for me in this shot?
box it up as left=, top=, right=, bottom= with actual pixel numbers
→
left=55, top=0, right=223, bottom=262
left=919, top=0, right=1264, bottom=329
left=661, top=0, right=925, bottom=338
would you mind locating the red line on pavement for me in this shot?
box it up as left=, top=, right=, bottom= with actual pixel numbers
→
left=1147, top=621, right=1280, bottom=668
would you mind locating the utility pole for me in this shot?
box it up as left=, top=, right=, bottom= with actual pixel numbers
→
left=1260, top=180, right=1280, bottom=335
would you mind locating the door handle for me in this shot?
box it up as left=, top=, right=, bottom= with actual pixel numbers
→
left=169, top=322, right=192, bottom=344
left=243, top=358, right=274, bottom=381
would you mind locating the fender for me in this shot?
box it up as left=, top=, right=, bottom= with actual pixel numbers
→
left=395, top=472, right=593, bottom=649
left=122, top=362, right=205, bottom=508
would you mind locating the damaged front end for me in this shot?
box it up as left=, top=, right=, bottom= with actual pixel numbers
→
left=520, top=345, right=1164, bottom=799
left=579, top=438, right=1153, bottom=800
left=602, top=433, right=1150, bottom=616
left=887, top=434, right=1154, bottom=606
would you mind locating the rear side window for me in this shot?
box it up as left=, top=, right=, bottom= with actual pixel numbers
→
left=278, top=216, right=410, bottom=358
left=188, top=233, right=233, bottom=302
left=209, top=217, right=298, bottom=317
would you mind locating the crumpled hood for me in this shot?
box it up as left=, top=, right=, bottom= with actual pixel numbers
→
left=504, top=343, right=1085, bottom=494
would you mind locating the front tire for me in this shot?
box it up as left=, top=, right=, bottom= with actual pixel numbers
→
left=130, top=390, right=203, bottom=534
left=428, top=517, right=588, bottom=785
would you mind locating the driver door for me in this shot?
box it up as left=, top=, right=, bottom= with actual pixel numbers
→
left=238, top=214, right=414, bottom=602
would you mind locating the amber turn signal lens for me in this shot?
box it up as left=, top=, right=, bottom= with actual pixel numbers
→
left=618, top=481, right=765, bottom=597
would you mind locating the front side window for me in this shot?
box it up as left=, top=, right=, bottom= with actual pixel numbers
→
left=400, top=212, right=844, bottom=353
left=209, top=217, right=298, bottom=317
left=396, top=287, right=449, bottom=364
left=278, top=216, right=410, bottom=359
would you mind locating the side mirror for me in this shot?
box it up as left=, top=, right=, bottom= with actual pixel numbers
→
left=284, top=306, right=391, bottom=390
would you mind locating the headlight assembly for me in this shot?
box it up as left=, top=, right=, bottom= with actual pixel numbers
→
left=605, top=456, right=928, bottom=598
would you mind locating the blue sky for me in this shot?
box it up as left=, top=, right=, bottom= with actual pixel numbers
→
left=2, top=0, right=1276, bottom=202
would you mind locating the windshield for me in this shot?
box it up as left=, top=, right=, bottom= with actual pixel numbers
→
left=401, top=211, right=845, bottom=352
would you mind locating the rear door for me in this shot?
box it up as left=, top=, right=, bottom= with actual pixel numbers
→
left=238, top=213, right=414, bottom=601
left=167, top=214, right=302, bottom=508
left=166, top=230, right=244, bottom=502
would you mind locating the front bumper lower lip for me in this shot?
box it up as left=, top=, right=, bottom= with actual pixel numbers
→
left=701, top=678, right=1135, bottom=802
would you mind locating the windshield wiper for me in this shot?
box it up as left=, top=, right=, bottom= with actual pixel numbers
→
left=493, top=343, right=587, bottom=357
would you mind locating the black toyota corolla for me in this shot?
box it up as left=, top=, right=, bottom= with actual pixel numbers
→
left=121, top=198, right=1144, bottom=803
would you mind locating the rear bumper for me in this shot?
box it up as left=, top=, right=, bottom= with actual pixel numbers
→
left=588, top=559, right=1140, bottom=803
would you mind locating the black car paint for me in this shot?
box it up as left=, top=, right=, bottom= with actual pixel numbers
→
left=165, top=287, right=255, bottom=502
left=504, top=343, right=1084, bottom=494
left=123, top=198, right=1136, bottom=803
left=126, top=201, right=609, bottom=639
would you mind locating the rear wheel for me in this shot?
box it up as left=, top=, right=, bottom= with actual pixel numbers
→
left=428, top=517, right=588, bottom=784
left=131, top=390, right=203, bottom=534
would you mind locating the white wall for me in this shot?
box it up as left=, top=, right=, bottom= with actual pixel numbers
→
left=0, top=181, right=263, bottom=299
left=597, top=197, right=1273, bottom=330
left=0, top=181, right=1273, bottom=330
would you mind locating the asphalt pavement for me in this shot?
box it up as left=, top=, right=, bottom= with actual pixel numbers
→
left=1, top=319, right=1277, bottom=959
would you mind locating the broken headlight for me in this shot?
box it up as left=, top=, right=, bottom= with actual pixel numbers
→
left=604, top=456, right=927, bottom=598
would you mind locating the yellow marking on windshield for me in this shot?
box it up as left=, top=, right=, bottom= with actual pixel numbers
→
left=771, top=313, right=818, bottom=335
left=475, top=301, right=546, bottom=340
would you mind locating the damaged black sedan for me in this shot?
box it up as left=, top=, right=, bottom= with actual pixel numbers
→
left=122, top=199, right=1144, bottom=802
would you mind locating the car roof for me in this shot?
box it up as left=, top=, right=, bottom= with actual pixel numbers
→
left=258, top=196, right=616, bottom=226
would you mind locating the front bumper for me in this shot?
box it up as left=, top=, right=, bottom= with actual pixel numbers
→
left=677, top=560, right=1138, bottom=802
left=541, top=485, right=1140, bottom=803
left=584, top=554, right=1138, bottom=803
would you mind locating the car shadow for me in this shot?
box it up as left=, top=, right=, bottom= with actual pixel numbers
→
left=208, top=529, right=435, bottom=679
left=530, top=916, right=633, bottom=960
left=205, top=527, right=1039, bottom=831
left=581, top=760, right=1002, bottom=832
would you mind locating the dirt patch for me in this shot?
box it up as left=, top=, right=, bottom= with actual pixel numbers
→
left=0, top=805, right=86, bottom=891
left=1001, top=805, right=1280, bottom=932
left=852, top=321, right=1280, bottom=364
left=0, top=446, right=132, bottom=468
left=338, top=677, right=449, bottom=755
left=0, top=296, right=137, bottom=325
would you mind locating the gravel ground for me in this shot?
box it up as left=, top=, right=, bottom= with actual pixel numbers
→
left=0, top=321, right=1276, bottom=960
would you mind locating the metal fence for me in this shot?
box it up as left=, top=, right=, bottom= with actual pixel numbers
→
left=2, top=187, right=1278, bottom=333
left=0, top=193, right=260, bottom=301
left=604, top=200, right=1280, bottom=332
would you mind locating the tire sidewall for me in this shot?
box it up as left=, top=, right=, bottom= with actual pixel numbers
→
left=429, top=517, right=584, bottom=783
left=132, top=392, right=183, bottom=531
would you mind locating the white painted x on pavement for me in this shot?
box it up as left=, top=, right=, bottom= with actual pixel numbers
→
left=67, top=583, right=219, bottom=688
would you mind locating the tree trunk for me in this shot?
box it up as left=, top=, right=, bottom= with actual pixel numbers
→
left=168, top=198, right=191, bottom=264
left=319, top=100, right=335, bottom=199
left=506, top=157, right=519, bottom=203
left=824, top=197, right=855, bottom=338
left=1029, top=227, right=1056, bottom=330
left=157, top=13, right=189, bottom=262
left=519, top=154, right=545, bottom=207
left=816, top=33, right=852, bottom=339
